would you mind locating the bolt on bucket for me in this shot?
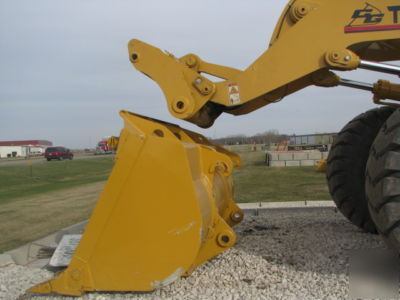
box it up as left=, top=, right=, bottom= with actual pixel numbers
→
left=28, top=110, right=243, bottom=296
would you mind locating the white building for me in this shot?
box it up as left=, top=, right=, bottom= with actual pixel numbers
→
left=0, top=140, right=53, bottom=158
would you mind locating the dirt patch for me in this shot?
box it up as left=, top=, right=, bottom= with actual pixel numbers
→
left=0, top=182, right=105, bottom=252
left=305, top=184, right=329, bottom=193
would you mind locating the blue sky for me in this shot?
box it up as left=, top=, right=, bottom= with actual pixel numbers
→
left=0, top=0, right=398, bottom=148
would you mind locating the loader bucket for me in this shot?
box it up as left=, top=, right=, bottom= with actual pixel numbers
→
left=28, top=110, right=243, bottom=296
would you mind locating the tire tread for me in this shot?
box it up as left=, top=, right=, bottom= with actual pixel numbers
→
left=366, top=109, right=400, bottom=249
left=328, top=106, right=395, bottom=233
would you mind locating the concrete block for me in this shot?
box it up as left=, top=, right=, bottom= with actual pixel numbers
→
left=293, top=152, right=308, bottom=160
left=308, top=151, right=323, bottom=160
left=270, top=161, right=285, bottom=167
left=271, top=153, right=279, bottom=161
left=322, top=152, right=329, bottom=159
left=278, top=153, right=293, bottom=161
left=301, top=160, right=315, bottom=166
left=285, top=160, right=300, bottom=167
left=0, top=254, right=14, bottom=266
left=268, top=152, right=279, bottom=161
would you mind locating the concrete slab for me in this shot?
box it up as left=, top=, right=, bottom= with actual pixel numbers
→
left=270, top=161, right=285, bottom=167
left=308, top=152, right=323, bottom=160
left=285, top=160, right=300, bottom=167
left=268, top=152, right=279, bottom=161
left=238, top=200, right=335, bottom=209
left=238, top=201, right=336, bottom=217
left=278, top=153, right=293, bottom=161
left=293, top=152, right=308, bottom=160
left=5, top=220, right=87, bottom=268
left=301, top=160, right=315, bottom=166
left=0, top=253, right=14, bottom=266
left=253, top=206, right=338, bottom=218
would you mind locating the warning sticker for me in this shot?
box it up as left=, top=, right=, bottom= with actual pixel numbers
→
left=228, top=83, right=240, bottom=105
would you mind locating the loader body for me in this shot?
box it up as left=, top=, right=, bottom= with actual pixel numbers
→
left=29, top=0, right=400, bottom=296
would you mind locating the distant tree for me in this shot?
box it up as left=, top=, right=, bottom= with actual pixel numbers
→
left=211, top=129, right=288, bottom=145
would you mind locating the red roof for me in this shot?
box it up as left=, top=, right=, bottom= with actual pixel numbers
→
left=0, top=140, right=53, bottom=147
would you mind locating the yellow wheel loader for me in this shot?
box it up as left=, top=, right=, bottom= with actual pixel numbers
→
left=29, top=0, right=400, bottom=296
left=106, top=135, right=119, bottom=153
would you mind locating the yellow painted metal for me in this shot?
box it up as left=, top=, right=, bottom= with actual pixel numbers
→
left=106, top=136, right=119, bottom=150
left=316, top=158, right=327, bottom=172
left=28, top=111, right=243, bottom=296
left=106, top=135, right=119, bottom=154
left=373, top=80, right=400, bottom=105
left=128, top=40, right=217, bottom=127
left=128, top=0, right=400, bottom=128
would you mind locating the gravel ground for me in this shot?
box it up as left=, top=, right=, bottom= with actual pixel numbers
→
left=1, top=210, right=385, bottom=299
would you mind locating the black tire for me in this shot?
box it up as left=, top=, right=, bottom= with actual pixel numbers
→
left=327, top=106, right=395, bottom=233
left=46, top=158, right=51, bottom=161
left=366, top=108, right=400, bottom=250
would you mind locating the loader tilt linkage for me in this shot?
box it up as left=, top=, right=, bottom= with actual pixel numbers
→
left=129, top=0, right=399, bottom=128
left=338, top=60, right=400, bottom=106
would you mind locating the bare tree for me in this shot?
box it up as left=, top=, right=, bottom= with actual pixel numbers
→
left=211, top=130, right=288, bottom=145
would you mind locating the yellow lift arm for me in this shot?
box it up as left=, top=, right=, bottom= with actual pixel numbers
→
left=129, top=0, right=400, bottom=128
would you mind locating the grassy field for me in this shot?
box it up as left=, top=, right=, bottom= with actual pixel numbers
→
left=232, top=150, right=330, bottom=203
left=0, top=157, right=114, bottom=204
left=0, top=148, right=331, bottom=252
left=0, top=182, right=105, bottom=252
left=0, top=157, right=115, bottom=252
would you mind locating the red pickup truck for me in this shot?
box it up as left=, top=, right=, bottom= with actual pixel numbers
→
left=44, top=147, right=73, bottom=161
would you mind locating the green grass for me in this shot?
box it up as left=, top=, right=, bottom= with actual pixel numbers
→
left=0, top=181, right=105, bottom=252
left=0, top=149, right=330, bottom=206
left=0, top=149, right=331, bottom=252
left=0, top=157, right=115, bottom=204
left=0, top=157, right=115, bottom=252
left=232, top=150, right=331, bottom=203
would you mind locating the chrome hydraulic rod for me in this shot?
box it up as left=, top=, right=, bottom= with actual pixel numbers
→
left=338, top=78, right=373, bottom=91
left=339, top=78, right=400, bottom=104
left=359, top=60, right=400, bottom=76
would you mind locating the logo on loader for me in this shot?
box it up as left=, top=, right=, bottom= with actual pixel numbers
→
left=344, top=3, right=400, bottom=33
